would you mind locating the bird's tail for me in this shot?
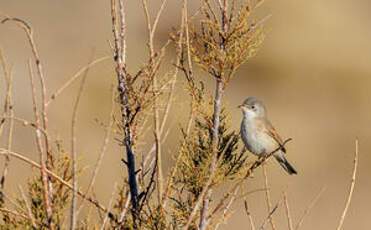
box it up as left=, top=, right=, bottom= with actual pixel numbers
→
left=274, top=153, right=297, bottom=175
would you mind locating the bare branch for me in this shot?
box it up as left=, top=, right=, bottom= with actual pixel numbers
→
left=111, top=0, right=139, bottom=218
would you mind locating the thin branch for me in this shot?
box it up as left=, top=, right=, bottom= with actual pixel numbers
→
left=70, top=55, right=92, bottom=230
left=213, top=186, right=240, bottom=230
left=27, top=58, right=53, bottom=229
left=283, top=191, right=294, bottom=230
left=0, top=47, right=14, bottom=190
left=141, top=0, right=168, bottom=209
left=336, top=139, right=359, bottom=230
left=161, top=0, right=194, bottom=208
left=118, top=0, right=127, bottom=63
left=295, top=187, right=326, bottom=230
left=199, top=0, right=229, bottom=227
left=258, top=201, right=280, bottom=230
left=77, top=87, right=115, bottom=215
left=183, top=136, right=233, bottom=230
left=100, top=182, right=117, bottom=230
left=210, top=138, right=293, bottom=224
left=262, top=164, right=276, bottom=230
left=111, top=0, right=139, bottom=213
left=46, top=56, right=109, bottom=107
left=19, top=185, right=37, bottom=229
left=2, top=16, right=53, bottom=165
left=118, top=191, right=131, bottom=223
left=244, top=201, right=256, bottom=230
left=0, top=116, right=47, bottom=135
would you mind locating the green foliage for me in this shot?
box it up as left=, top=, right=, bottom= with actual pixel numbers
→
left=170, top=106, right=247, bottom=227
left=190, top=2, right=265, bottom=83
left=0, top=142, right=74, bottom=229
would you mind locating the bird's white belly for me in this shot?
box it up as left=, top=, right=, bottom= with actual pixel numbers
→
left=241, top=120, right=276, bottom=156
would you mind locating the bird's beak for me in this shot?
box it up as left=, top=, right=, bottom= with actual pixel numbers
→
left=237, top=104, right=243, bottom=108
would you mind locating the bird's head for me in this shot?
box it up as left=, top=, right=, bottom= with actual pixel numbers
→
left=238, top=97, right=267, bottom=118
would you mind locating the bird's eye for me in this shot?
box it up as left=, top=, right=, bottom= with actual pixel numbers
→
left=251, top=105, right=255, bottom=109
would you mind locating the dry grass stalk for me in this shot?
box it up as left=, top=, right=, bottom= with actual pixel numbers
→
left=77, top=87, right=116, bottom=215
left=46, top=56, right=110, bottom=107
left=141, top=0, right=168, bottom=209
left=27, top=58, right=54, bottom=229
left=262, top=164, right=276, bottom=230
left=100, top=182, right=117, bottom=230
left=2, top=16, right=55, bottom=229
left=244, top=200, right=257, bottom=230
left=283, top=191, right=294, bottom=230
left=295, top=187, right=326, bottom=230
left=258, top=201, right=280, bottom=230
left=336, top=139, right=359, bottom=230
left=70, top=55, right=93, bottom=229
left=18, top=185, right=37, bottom=228
left=0, top=48, right=14, bottom=190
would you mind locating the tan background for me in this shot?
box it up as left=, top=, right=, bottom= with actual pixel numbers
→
left=1, top=0, right=371, bottom=229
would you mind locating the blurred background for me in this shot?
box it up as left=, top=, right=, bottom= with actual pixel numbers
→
left=1, top=0, right=370, bottom=229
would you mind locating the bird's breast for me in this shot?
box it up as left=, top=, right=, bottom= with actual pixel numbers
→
left=240, top=118, right=276, bottom=156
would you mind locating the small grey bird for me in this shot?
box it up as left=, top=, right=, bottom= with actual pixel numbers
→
left=239, top=97, right=297, bottom=175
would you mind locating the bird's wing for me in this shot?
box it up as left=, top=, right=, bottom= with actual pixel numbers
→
left=263, top=119, right=286, bottom=153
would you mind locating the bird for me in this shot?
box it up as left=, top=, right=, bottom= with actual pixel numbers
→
left=238, top=97, right=297, bottom=175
